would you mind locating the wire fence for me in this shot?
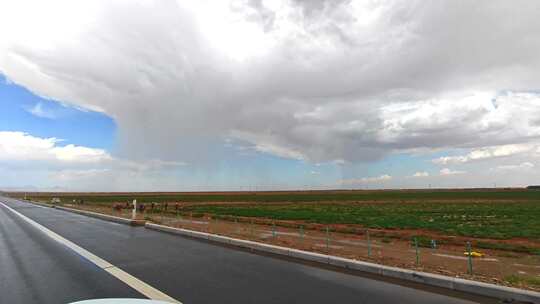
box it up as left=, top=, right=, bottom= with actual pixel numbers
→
left=60, top=202, right=540, bottom=291
left=148, top=211, right=539, bottom=288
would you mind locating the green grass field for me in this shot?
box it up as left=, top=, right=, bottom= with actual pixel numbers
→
left=11, top=188, right=540, bottom=204
left=184, top=201, right=540, bottom=240
left=9, top=189, right=540, bottom=240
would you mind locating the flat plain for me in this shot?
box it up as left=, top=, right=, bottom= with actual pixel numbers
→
left=11, top=188, right=540, bottom=239
left=9, top=188, right=540, bottom=290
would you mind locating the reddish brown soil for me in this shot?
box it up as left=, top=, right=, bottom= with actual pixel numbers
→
left=57, top=203, right=540, bottom=291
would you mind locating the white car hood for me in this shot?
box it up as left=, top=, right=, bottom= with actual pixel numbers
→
left=70, top=299, right=175, bottom=304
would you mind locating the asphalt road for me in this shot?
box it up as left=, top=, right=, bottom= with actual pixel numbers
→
left=0, top=199, right=142, bottom=304
left=0, top=197, right=497, bottom=304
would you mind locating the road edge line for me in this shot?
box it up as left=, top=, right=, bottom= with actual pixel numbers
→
left=0, top=201, right=180, bottom=304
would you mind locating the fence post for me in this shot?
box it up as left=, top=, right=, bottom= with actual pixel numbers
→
left=467, top=241, right=473, bottom=275
left=325, top=226, right=330, bottom=252
left=250, top=219, right=254, bottom=238
left=366, top=229, right=371, bottom=257
left=414, top=237, right=419, bottom=266
left=132, top=199, right=137, bottom=220
left=299, top=225, right=304, bottom=244
left=272, top=222, right=276, bottom=239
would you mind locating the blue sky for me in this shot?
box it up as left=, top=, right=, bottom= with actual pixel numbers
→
left=0, top=74, right=116, bottom=150
left=1, top=1, right=539, bottom=191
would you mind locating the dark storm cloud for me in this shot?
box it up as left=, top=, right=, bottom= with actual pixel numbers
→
left=1, top=0, right=540, bottom=165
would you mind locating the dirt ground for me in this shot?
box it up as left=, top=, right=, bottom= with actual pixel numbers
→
left=62, top=203, right=540, bottom=291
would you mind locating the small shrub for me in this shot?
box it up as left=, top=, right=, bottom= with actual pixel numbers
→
left=411, top=235, right=440, bottom=248
left=504, top=275, right=540, bottom=288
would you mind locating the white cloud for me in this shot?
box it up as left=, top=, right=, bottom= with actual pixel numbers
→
left=0, top=131, right=188, bottom=191
left=0, top=131, right=111, bottom=163
left=1, top=1, right=540, bottom=167
left=27, top=102, right=56, bottom=119
left=52, top=144, right=112, bottom=163
left=253, top=143, right=306, bottom=160
left=440, top=168, right=466, bottom=176
left=411, top=171, right=429, bottom=178
left=494, top=162, right=535, bottom=171
left=433, top=144, right=534, bottom=165
left=433, top=155, right=467, bottom=165
left=338, top=174, right=392, bottom=185
left=51, top=169, right=110, bottom=181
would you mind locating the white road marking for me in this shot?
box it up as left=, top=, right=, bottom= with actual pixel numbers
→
left=432, top=253, right=498, bottom=262
left=30, top=204, right=49, bottom=209
left=514, top=263, right=540, bottom=269
left=337, top=239, right=382, bottom=248
left=0, top=201, right=181, bottom=304
left=431, top=253, right=468, bottom=260
left=313, top=243, right=344, bottom=249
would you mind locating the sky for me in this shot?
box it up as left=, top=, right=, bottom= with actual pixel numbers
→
left=1, top=0, right=540, bottom=191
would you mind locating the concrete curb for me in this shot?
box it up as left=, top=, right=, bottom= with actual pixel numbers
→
left=26, top=200, right=55, bottom=208
left=54, top=206, right=146, bottom=226
left=145, top=223, right=540, bottom=303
